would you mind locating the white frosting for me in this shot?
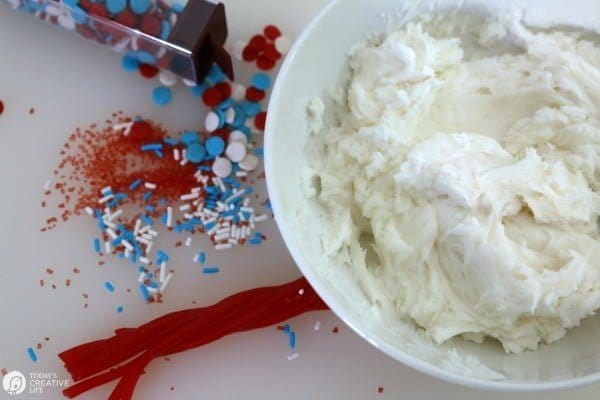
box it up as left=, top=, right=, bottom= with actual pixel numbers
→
left=311, top=18, right=600, bottom=353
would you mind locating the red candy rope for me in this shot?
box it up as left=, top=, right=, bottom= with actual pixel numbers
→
left=60, top=277, right=328, bottom=399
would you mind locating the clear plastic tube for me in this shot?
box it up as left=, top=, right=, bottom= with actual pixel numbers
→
left=1, top=0, right=232, bottom=82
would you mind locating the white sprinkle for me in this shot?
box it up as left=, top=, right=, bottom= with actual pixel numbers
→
left=107, top=228, right=118, bottom=239
left=137, top=237, right=150, bottom=245
left=216, top=227, right=231, bottom=235
left=113, top=122, right=133, bottom=136
left=287, top=352, right=300, bottom=361
left=225, top=142, right=247, bottom=163
left=167, top=207, right=173, bottom=228
left=124, top=248, right=131, bottom=257
left=159, top=70, right=177, bottom=87
left=205, top=111, right=221, bottom=132
left=98, top=194, right=114, bottom=204
left=144, top=182, right=157, bottom=190
left=193, top=254, right=199, bottom=263
left=138, top=271, right=146, bottom=283
left=228, top=238, right=239, bottom=245
left=122, top=240, right=134, bottom=252
left=184, top=213, right=194, bottom=219
left=139, top=225, right=151, bottom=234
left=214, top=233, right=230, bottom=241
left=105, top=241, right=112, bottom=254
left=146, top=241, right=153, bottom=253
left=215, top=243, right=233, bottom=251
left=314, top=321, right=321, bottom=331
left=191, top=186, right=203, bottom=193
left=104, top=220, right=117, bottom=229
left=298, top=288, right=305, bottom=295
left=43, top=180, right=51, bottom=191
left=181, top=192, right=200, bottom=201
left=173, top=148, right=180, bottom=161
left=133, top=219, right=142, bottom=236
left=179, top=204, right=191, bottom=211
left=182, top=78, right=196, bottom=87
left=275, top=36, right=292, bottom=55
left=146, top=286, right=159, bottom=294
left=106, top=209, right=123, bottom=222
left=147, top=229, right=158, bottom=237
left=243, top=198, right=251, bottom=207
left=236, top=171, right=248, bottom=178
left=239, top=154, right=259, bottom=171
left=139, top=257, right=150, bottom=264
left=101, top=186, right=112, bottom=195
left=159, top=261, right=167, bottom=282
left=240, top=207, right=254, bottom=213
left=216, top=178, right=226, bottom=192
left=85, top=207, right=94, bottom=216
left=180, top=158, right=188, bottom=166
left=255, top=214, right=268, bottom=222
left=185, top=237, right=192, bottom=247
left=159, top=273, right=173, bottom=292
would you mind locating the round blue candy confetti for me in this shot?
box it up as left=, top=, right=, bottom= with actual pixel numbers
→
left=121, top=55, right=140, bottom=72
left=63, top=0, right=79, bottom=7
left=251, top=73, right=271, bottom=91
left=189, top=84, right=208, bottom=97
left=106, top=0, right=126, bottom=14
left=241, top=101, right=262, bottom=117
left=127, top=50, right=156, bottom=65
left=205, top=136, right=225, bottom=157
left=71, top=7, right=87, bottom=24
left=130, top=0, right=150, bottom=14
left=152, top=86, right=173, bottom=106
left=186, top=143, right=206, bottom=163
left=181, top=131, right=200, bottom=145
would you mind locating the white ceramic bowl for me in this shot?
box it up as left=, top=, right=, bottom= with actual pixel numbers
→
left=265, top=0, right=600, bottom=391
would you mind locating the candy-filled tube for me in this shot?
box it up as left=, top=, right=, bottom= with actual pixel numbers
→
left=1, top=0, right=233, bottom=82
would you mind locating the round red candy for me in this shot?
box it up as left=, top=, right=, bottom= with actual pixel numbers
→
left=256, top=56, right=276, bottom=71
left=214, top=82, right=232, bottom=99
left=254, top=112, right=267, bottom=131
left=0, top=100, right=4, bottom=116
left=88, top=3, right=108, bottom=19
left=76, top=25, right=97, bottom=39
left=202, top=88, right=224, bottom=108
left=249, top=35, right=267, bottom=50
left=129, top=121, right=153, bottom=139
left=264, top=25, right=282, bottom=40
left=246, top=87, right=266, bottom=102
left=262, top=43, right=282, bottom=62
left=140, top=14, right=162, bottom=36
left=242, top=45, right=260, bottom=62
left=138, top=63, right=159, bottom=79
left=114, top=10, right=137, bottom=28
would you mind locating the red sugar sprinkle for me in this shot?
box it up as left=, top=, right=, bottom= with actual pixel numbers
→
left=1, top=368, right=7, bottom=376
left=202, top=88, right=224, bottom=108
left=256, top=56, right=276, bottom=71
left=246, top=87, right=266, bottom=102
left=332, top=326, right=339, bottom=333
left=264, top=25, right=282, bottom=40
left=138, top=64, right=159, bottom=79
left=0, top=100, right=4, bottom=115
left=242, top=45, right=260, bottom=62
left=254, top=112, right=267, bottom=131
left=378, top=387, right=384, bottom=394
left=46, top=268, right=54, bottom=275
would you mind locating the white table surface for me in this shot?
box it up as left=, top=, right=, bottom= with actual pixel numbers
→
left=0, top=0, right=598, bottom=399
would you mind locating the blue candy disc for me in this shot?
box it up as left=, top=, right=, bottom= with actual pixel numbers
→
left=205, top=136, right=225, bottom=156
left=121, top=55, right=140, bottom=72
left=251, top=73, right=272, bottom=91
left=130, top=0, right=150, bottom=14
left=106, top=0, right=126, bottom=14
left=186, top=143, right=206, bottom=163
left=181, top=131, right=200, bottom=145
left=152, top=86, right=172, bottom=106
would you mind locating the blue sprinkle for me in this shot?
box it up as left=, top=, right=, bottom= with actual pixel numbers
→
left=62, top=0, right=78, bottom=7
left=137, top=266, right=146, bottom=272
left=217, top=98, right=235, bottom=111
left=181, top=131, right=200, bottom=145
left=160, top=212, right=168, bottom=224
left=241, top=101, right=262, bottom=117
left=141, top=143, right=162, bottom=151
left=289, top=331, right=296, bottom=349
left=206, top=64, right=226, bottom=85
left=106, top=0, right=126, bottom=14
left=130, top=0, right=150, bottom=14
left=202, top=267, right=220, bottom=274
left=27, top=347, right=37, bottom=362
left=159, top=198, right=168, bottom=205
left=154, top=149, right=164, bottom=158
left=104, top=281, right=115, bottom=292
left=152, top=86, right=172, bottom=106
left=143, top=191, right=153, bottom=202
left=130, top=251, right=137, bottom=263
left=249, top=238, right=263, bottom=246
left=140, top=215, right=153, bottom=225
left=198, top=165, right=212, bottom=172
left=264, top=199, right=272, bottom=210
left=149, top=282, right=159, bottom=289
left=115, top=192, right=128, bottom=201
left=146, top=273, right=153, bottom=279
left=283, top=324, right=290, bottom=334
left=186, top=142, right=206, bottom=163
left=140, top=285, right=150, bottom=302
left=171, top=2, right=185, bottom=12
left=252, top=73, right=272, bottom=91
left=199, top=252, right=206, bottom=264
left=205, top=136, right=225, bottom=156
left=121, top=55, right=139, bottom=72
left=116, top=306, right=124, bottom=313
left=94, top=238, right=101, bottom=253
left=145, top=205, right=154, bottom=212
left=112, top=237, right=123, bottom=246
left=189, top=84, right=208, bottom=97
left=164, top=137, right=179, bottom=146
left=159, top=20, right=171, bottom=40
left=157, top=250, right=169, bottom=262
left=204, top=221, right=216, bottom=231
left=129, top=179, right=142, bottom=190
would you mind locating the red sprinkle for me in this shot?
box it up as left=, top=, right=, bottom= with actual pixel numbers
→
left=0, top=100, right=4, bottom=115
left=138, top=63, right=159, bottom=79
left=332, top=326, right=339, bottom=333
left=377, top=387, right=384, bottom=394
left=256, top=56, right=276, bottom=71
left=202, top=87, right=224, bottom=108
left=264, top=25, right=282, bottom=40
left=254, top=112, right=267, bottom=131
left=245, top=87, right=266, bottom=102
left=242, top=46, right=260, bottom=62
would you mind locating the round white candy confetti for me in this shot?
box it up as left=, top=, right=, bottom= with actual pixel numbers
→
left=58, top=14, right=75, bottom=30
left=159, top=70, right=177, bottom=87
left=239, top=154, right=259, bottom=171
left=228, top=130, right=248, bottom=144
left=275, top=36, right=292, bottom=55
left=205, top=111, right=220, bottom=132
left=232, top=40, right=247, bottom=61
left=212, top=157, right=232, bottom=178
left=231, top=83, right=246, bottom=101
left=225, top=142, right=247, bottom=163
left=182, top=78, right=197, bottom=87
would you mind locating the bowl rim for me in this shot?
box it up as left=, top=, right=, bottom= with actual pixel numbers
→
left=264, top=0, right=600, bottom=392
